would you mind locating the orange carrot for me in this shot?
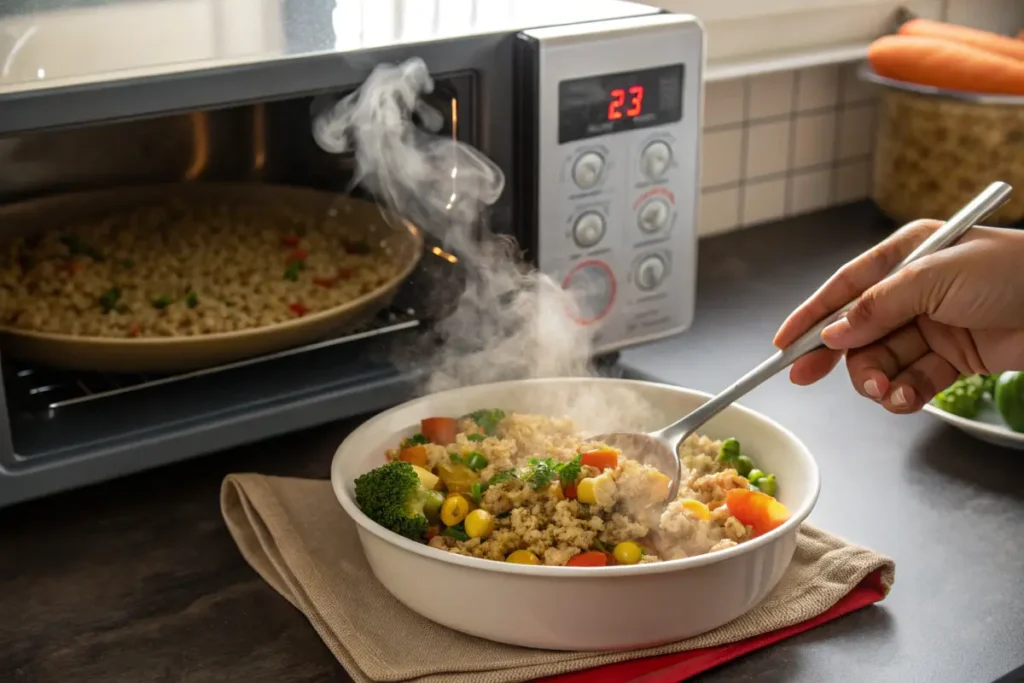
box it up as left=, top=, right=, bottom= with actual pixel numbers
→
left=580, top=449, right=619, bottom=472
left=567, top=551, right=608, bottom=567
left=420, top=417, right=458, bottom=446
left=868, top=35, right=1024, bottom=96
left=398, top=445, right=429, bottom=468
left=725, top=489, right=790, bottom=537
left=899, top=18, right=1024, bottom=62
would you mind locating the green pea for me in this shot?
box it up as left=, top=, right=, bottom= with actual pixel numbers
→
left=747, top=468, right=766, bottom=484
left=757, top=474, right=777, bottom=497
left=735, top=455, right=754, bottom=477
left=465, top=451, right=488, bottom=471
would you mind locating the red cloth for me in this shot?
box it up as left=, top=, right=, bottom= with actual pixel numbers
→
left=538, top=569, right=889, bottom=683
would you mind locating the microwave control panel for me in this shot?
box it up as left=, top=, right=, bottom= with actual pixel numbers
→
left=519, top=14, right=704, bottom=354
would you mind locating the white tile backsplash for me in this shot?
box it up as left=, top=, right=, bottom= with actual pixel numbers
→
left=743, top=178, right=787, bottom=226
left=745, top=120, right=791, bottom=179
left=838, top=104, right=876, bottom=160
left=701, top=128, right=743, bottom=189
left=796, top=65, right=839, bottom=112
left=790, top=169, right=834, bottom=215
left=793, top=111, right=837, bottom=169
left=698, top=62, right=879, bottom=235
left=704, top=79, right=746, bottom=127
left=834, top=159, right=872, bottom=204
left=699, top=187, right=741, bottom=237
left=747, top=71, right=794, bottom=120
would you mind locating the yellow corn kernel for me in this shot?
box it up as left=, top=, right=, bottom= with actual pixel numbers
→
left=440, top=493, right=470, bottom=527
left=679, top=498, right=710, bottom=521
left=648, top=471, right=670, bottom=502
left=464, top=509, right=495, bottom=539
left=576, top=477, right=598, bottom=504
left=506, top=550, right=541, bottom=565
left=613, top=541, right=643, bottom=565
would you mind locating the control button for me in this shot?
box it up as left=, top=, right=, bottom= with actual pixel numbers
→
left=572, top=211, right=607, bottom=248
left=635, top=255, right=667, bottom=291
left=562, top=261, right=616, bottom=324
left=637, top=198, right=671, bottom=233
left=572, top=151, right=605, bottom=190
left=640, top=140, right=672, bottom=180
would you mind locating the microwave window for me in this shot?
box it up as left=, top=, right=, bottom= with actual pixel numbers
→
left=558, top=64, right=684, bottom=144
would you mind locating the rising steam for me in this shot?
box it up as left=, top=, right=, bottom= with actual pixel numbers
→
left=313, top=58, right=597, bottom=393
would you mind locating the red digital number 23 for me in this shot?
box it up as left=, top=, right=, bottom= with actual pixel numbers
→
left=608, top=88, right=626, bottom=120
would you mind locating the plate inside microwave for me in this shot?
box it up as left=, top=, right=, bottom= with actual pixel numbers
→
left=0, top=183, right=424, bottom=374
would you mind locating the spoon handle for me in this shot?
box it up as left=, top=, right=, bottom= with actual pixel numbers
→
left=658, top=181, right=1013, bottom=444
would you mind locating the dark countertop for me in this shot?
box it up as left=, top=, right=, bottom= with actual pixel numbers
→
left=2, top=202, right=1023, bottom=683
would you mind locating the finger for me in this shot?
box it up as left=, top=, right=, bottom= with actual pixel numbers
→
left=882, top=352, right=959, bottom=414
left=821, top=257, right=946, bottom=351
left=845, top=324, right=930, bottom=399
left=774, top=219, right=940, bottom=349
left=915, top=316, right=989, bottom=376
left=789, top=348, right=843, bottom=386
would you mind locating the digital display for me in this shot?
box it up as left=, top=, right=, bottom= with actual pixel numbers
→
left=558, top=64, right=684, bottom=144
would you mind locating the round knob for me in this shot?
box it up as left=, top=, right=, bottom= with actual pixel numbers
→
left=636, top=255, right=667, bottom=291
left=572, top=211, right=606, bottom=248
left=572, top=151, right=605, bottom=190
left=640, top=141, right=672, bottom=180
left=637, top=198, right=671, bottom=233
left=562, top=261, right=615, bottom=324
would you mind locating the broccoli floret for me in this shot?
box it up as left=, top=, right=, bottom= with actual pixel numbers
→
left=466, top=408, right=506, bottom=436
left=932, top=375, right=985, bottom=419
left=354, top=461, right=443, bottom=540
left=717, top=437, right=741, bottom=464
left=981, top=374, right=999, bottom=399
left=401, top=433, right=429, bottom=448
left=556, top=453, right=583, bottom=486
left=523, top=458, right=557, bottom=490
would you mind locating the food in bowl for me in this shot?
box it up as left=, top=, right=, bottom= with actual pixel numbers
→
left=0, top=197, right=404, bottom=338
left=354, top=408, right=790, bottom=566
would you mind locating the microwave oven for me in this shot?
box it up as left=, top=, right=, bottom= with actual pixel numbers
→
left=0, top=0, right=704, bottom=507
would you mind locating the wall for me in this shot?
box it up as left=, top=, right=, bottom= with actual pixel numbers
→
left=689, top=0, right=1024, bottom=237
left=699, top=63, right=878, bottom=236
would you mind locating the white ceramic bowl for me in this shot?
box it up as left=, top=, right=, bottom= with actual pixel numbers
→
left=331, top=378, right=820, bottom=651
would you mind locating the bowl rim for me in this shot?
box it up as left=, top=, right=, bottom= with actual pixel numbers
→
left=331, top=377, right=821, bottom=577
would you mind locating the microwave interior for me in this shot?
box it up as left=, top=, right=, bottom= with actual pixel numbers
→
left=0, top=72, right=480, bottom=469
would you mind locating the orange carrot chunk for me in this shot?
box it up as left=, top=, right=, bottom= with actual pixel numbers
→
left=567, top=551, right=608, bottom=567
left=725, top=488, right=791, bottom=537
left=580, top=449, right=619, bottom=472
left=868, top=35, right=1024, bottom=96
left=899, top=18, right=1024, bottom=62
left=421, top=417, right=458, bottom=446
left=398, top=445, right=429, bottom=468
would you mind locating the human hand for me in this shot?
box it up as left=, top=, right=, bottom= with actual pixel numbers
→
left=774, top=219, right=1024, bottom=413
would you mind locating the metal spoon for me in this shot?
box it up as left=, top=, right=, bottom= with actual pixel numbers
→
left=596, top=181, right=1014, bottom=500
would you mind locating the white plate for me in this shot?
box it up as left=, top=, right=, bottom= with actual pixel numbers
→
left=922, top=403, right=1024, bottom=450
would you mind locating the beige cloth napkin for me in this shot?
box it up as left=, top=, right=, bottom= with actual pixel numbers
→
left=221, top=473, right=895, bottom=683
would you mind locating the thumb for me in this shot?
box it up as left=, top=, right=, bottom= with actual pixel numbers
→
left=820, top=262, right=938, bottom=350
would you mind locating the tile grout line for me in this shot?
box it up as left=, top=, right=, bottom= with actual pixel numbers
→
left=736, top=77, right=753, bottom=228
left=830, top=66, right=847, bottom=204
left=701, top=154, right=873, bottom=195
left=784, top=69, right=802, bottom=216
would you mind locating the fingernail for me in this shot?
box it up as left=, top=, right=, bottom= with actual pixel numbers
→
left=864, top=379, right=882, bottom=399
left=890, top=386, right=910, bottom=407
left=821, top=318, right=852, bottom=349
